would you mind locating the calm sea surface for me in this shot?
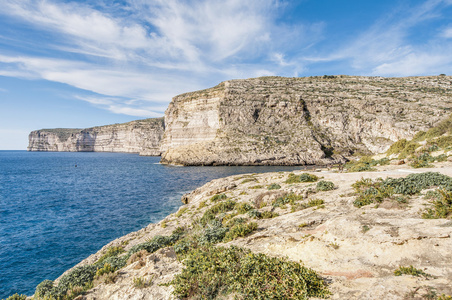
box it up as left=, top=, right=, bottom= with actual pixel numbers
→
left=0, top=151, right=302, bottom=298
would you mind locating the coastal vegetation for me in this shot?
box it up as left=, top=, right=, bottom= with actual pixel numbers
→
left=352, top=172, right=452, bottom=217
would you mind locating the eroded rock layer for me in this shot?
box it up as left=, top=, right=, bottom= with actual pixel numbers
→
left=161, top=76, right=452, bottom=165
left=28, top=118, right=164, bottom=156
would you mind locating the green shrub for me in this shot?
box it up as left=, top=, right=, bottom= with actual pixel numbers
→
left=352, top=172, right=452, bottom=208
left=299, top=173, right=319, bottom=182
left=422, top=189, right=452, bottom=219
left=129, top=228, right=184, bottom=255
left=352, top=178, right=394, bottom=207
left=435, top=136, right=452, bottom=148
left=261, top=211, right=279, bottom=219
left=384, top=172, right=452, bottom=194
left=169, top=245, right=330, bottom=299
left=386, top=139, right=420, bottom=158
left=236, top=202, right=254, bottom=214
left=96, top=246, right=124, bottom=265
left=210, top=194, right=227, bottom=202
left=200, top=200, right=237, bottom=225
left=56, top=265, right=97, bottom=298
left=267, top=183, right=281, bottom=190
left=316, top=181, right=335, bottom=191
left=273, top=193, right=303, bottom=207
left=173, top=241, right=191, bottom=256
left=249, top=185, right=263, bottom=189
left=175, top=206, right=189, bottom=217
left=247, top=209, right=262, bottom=219
left=394, top=265, right=432, bottom=278
left=100, top=255, right=128, bottom=270
left=410, top=152, right=434, bottom=168
left=4, top=294, right=27, bottom=300
left=223, top=222, right=258, bottom=242
left=285, top=173, right=318, bottom=184
left=387, top=139, right=408, bottom=155
left=199, top=220, right=229, bottom=245
left=95, top=263, right=115, bottom=277
left=35, top=279, right=54, bottom=299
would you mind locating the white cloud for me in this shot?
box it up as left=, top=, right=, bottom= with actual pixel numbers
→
left=76, top=95, right=166, bottom=117
left=441, top=27, right=452, bottom=38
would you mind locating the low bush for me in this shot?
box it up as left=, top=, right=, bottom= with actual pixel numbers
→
left=96, top=246, right=124, bottom=265
left=267, top=183, right=281, bottom=190
left=55, top=265, right=97, bottom=298
left=236, top=202, right=254, bottom=214
left=4, top=294, right=27, bottom=300
left=169, top=245, right=330, bottom=299
left=261, top=211, right=279, bottom=219
left=285, top=173, right=318, bottom=184
left=422, top=189, right=452, bottom=219
left=199, top=219, right=229, bottom=245
left=223, top=222, right=258, bottom=242
left=210, top=194, right=227, bottom=202
left=35, top=279, right=54, bottom=299
left=352, top=178, right=394, bottom=208
left=200, top=200, right=237, bottom=225
left=129, top=227, right=184, bottom=255
left=316, top=181, right=335, bottom=191
left=273, top=193, right=303, bottom=207
left=247, top=209, right=262, bottom=219
left=410, top=152, right=434, bottom=168
left=352, top=172, right=452, bottom=207
left=394, top=265, right=432, bottom=278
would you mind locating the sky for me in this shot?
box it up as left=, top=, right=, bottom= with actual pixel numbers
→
left=0, top=0, right=452, bottom=150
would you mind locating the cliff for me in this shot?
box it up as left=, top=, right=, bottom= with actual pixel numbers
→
left=160, top=75, right=452, bottom=165
left=27, top=118, right=164, bottom=156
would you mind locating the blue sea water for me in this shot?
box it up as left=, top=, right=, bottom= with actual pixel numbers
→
left=0, top=151, right=302, bottom=298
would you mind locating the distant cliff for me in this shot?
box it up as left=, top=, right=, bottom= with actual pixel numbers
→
left=28, top=118, right=164, bottom=156
left=160, top=75, right=452, bottom=165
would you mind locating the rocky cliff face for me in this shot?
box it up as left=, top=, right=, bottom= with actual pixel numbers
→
left=28, top=118, right=164, bottom=156
left=160, top=75, right=452, bottom=166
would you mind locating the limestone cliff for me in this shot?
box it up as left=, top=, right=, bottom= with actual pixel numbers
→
left=27, top=118, right=164, bottom=156
left=160, top=75, right=452, bottom=166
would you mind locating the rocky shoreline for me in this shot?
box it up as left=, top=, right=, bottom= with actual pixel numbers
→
left=22, top=159, right=451, bottom=300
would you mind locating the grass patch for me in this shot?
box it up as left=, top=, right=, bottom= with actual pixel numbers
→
left=210, top=194, right=227, bottom=202
left=273, top=193, right=303, bottom=208
left=267, top=183, right=281, bottom=190
left=352, top=172, right=452, bottom=208
left=394, top=265, right=433, bottom=278
left=285, top=173, right=318, bottom=184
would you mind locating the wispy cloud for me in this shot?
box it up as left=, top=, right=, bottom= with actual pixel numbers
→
left=303, top=0, right=452, bottom=76
left=0, top=0, right=319, bottom=117
left=0, top=0, right=451, bottom=119
left=76, top=95, right=166, bottom=117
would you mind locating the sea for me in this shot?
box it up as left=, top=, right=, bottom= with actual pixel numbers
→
left=0, top=151, right=302, bottom=298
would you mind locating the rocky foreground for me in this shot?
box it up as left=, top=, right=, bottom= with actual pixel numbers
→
left=36, top=160, right=452, bottom=300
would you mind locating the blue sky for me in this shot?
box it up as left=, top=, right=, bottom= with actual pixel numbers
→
left=1, top=0, right=452, bottom=150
